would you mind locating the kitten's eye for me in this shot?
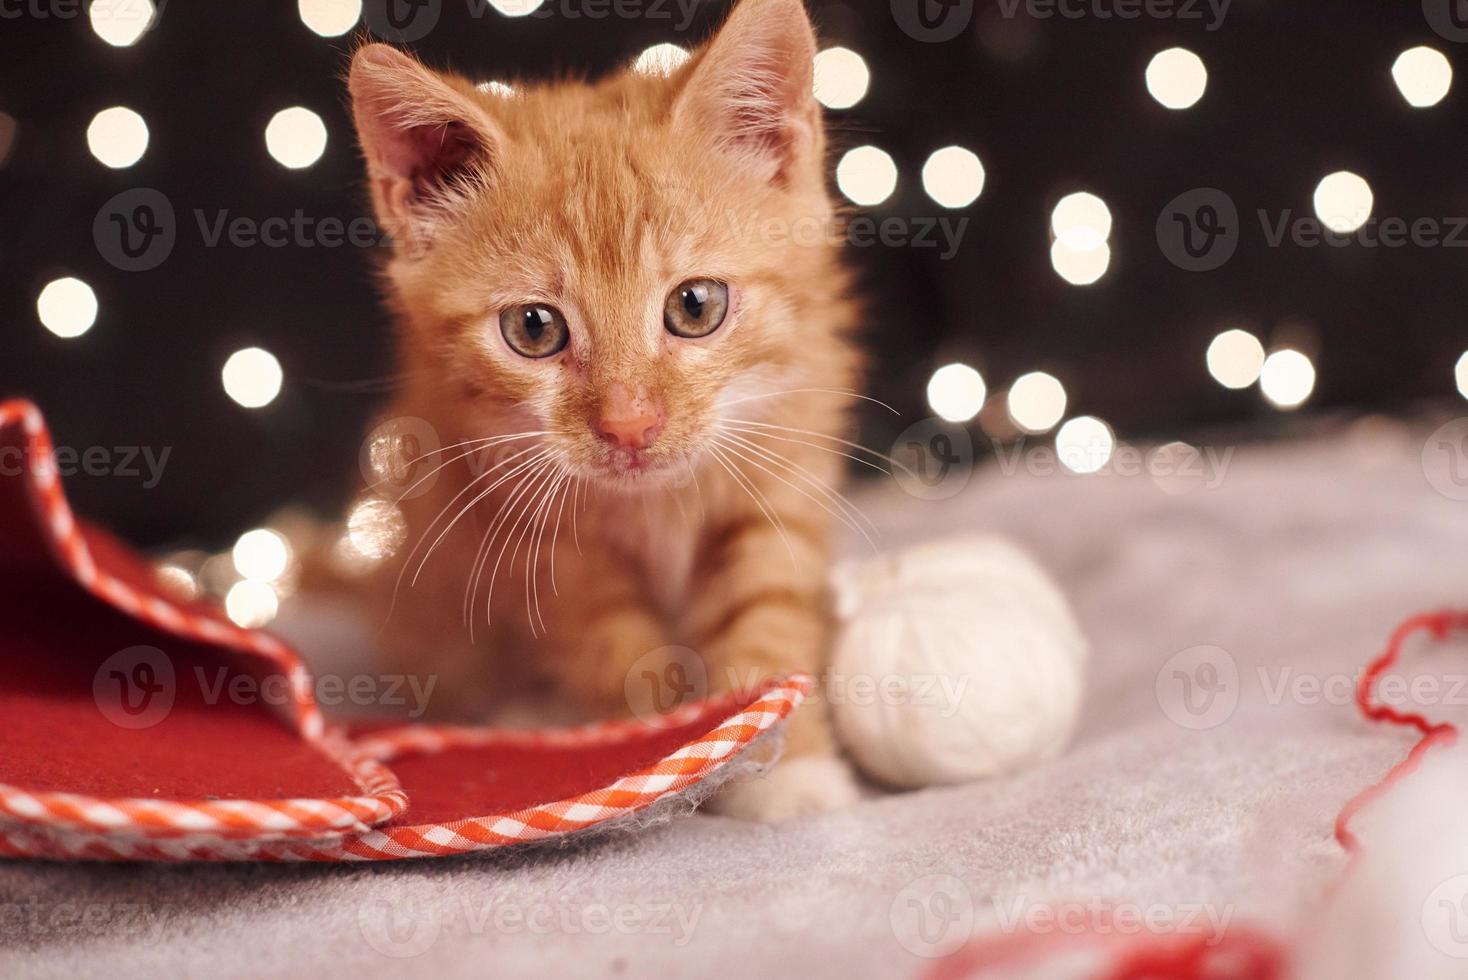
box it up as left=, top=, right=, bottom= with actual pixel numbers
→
left=499, top=304, right=569, bottom=359
left=664, top=279, right=730, bottom=339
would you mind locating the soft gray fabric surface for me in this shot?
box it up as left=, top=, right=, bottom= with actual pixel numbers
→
left=3, top=423, right=1463, bottom=979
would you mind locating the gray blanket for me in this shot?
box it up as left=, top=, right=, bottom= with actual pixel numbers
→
left=4, top=423, right=1464, bottom=979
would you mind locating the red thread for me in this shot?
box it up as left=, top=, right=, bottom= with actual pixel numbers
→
left=1334, top=610, right=1468, bottom=855
left=924, top=609, right=1468, bottom=980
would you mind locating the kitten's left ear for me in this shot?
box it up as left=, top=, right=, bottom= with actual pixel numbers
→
left=348, top=44, right=503, bottom=245
left=671, top=0, right=820, bottom=187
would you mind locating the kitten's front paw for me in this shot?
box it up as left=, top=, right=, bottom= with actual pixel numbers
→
left=706, top=754, right=861, bottom=823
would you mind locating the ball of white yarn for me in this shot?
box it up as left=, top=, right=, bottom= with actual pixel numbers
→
left=829, top=536, right=1087, bottom=789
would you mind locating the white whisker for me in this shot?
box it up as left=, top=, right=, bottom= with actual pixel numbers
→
left=410, top=447, right=551, bottom=588
left=707, top=444, right=798, bottom=570
left=525, top=468, right=570, bottom=635
left=718, top=387, right=901, bottom=416
left=387, top=445, right=549, bottom=622
left=571, top=474, right=584, bottom=556
left=716, top=432, right=879, bottom=550
left=480, top=460, right=562, bottom=632
left=464, top=456, right=557, bottom=637
left=721, top=418, right=916, bottom=480
left=371, top=431, right=548, bottom=501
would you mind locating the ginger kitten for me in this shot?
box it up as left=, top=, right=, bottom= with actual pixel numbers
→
left=347, top=0, right=864, bottom=820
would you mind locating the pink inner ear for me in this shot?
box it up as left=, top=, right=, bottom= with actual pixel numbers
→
left=382, top=121, right=482, bottom=200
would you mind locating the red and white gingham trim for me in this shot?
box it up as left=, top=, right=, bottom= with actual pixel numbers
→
left=0, top=731, right=407, bottom=840
left=0, top=399, right=408, bottom=839
left=351, top=687, right=757, bottom=759
left=0, top=400, right=320, bottom=737
left=0, top=676, right=810, bottom=862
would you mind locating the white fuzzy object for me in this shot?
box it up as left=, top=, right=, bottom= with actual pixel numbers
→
left=828, top=536, right=1088, bottom=789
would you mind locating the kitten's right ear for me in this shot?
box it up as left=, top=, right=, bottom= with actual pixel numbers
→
left=347, top=44, right=501, bottom=244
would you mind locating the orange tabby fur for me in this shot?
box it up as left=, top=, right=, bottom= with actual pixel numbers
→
left=347, top=0, right=864, bottom=819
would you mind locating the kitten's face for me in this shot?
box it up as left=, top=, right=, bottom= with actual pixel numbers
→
left=350, top=0, right=850, bottom=490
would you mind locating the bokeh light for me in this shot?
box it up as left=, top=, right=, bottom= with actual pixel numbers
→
left=1391, top=46, right=1453, bottom=108
left=265, top=107, right=328, bottom=169
left=86, top=106, right=149, bottom=168
left=89, top=0, right=157, bottom=47
left=1259, top=349, right=1317, bottom=409
left=346, top=498, right=408, bottom=563
left=1056, top=416, right=1115, bottom=475
left=298, top=0, right=361, bottom=36
left=1051, top=192, right=1112, bottom=251
left=1050, top=239, right=1112, bottom=286
left=1006, top=372, right=1068, bottom=434
left=633, top=44, right=690, bottom=77
left=222, top=347, right=284, bottom=409
left=488, top=0, right=547, bottom=15
left=232, top=528, right=291, bottom=583
left=155, top=563, right=200, bottom=602
left=225, top=580, right=279, bottom=629
left=1206, top=329, right=1267, bottom=389
left=926, top=363, right=987, bottom=423
left=813, top=47, right=871, bottom=110
left=1145, top=48, right=1208, bottom=110
left=36, top=278, right=98, bottom=339
left=836, top=145, right=899, bottom=207
left=1312, top=171, right=1373, bottom=234
left=921, top=146, right=986, bottom=209
left=1455, top=352, right=1468, bottom=399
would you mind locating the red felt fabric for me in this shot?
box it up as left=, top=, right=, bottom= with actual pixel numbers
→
left=374, top=711, right=729, bottom=826
left=0, top=407, right=747, bottom=826
left=0, top=419, right=357, bottom=802
left=0, top=576, right=360, bottom=800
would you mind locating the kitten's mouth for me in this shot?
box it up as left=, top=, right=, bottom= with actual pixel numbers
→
left=593, top=447, right=680, bottom=485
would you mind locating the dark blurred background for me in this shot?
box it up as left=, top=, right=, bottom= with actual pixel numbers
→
left=2, top=0, right=1466, bottom=550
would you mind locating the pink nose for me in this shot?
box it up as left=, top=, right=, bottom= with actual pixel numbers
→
left=596, top=388, right=664, bottom=451
left=597, top=411, right=662, bottom=450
